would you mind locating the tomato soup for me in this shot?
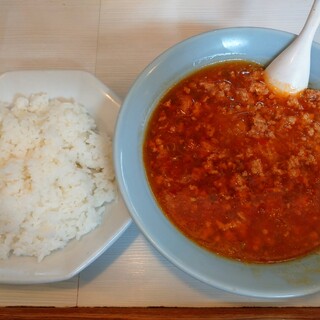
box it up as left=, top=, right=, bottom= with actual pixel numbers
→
left=143, top=60, right=320, bottom=263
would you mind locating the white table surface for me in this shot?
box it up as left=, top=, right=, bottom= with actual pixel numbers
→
left=1, top=0, right=320, bottom=307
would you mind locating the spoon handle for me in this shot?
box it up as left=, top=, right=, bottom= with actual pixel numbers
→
left=265, top=0, right=320, bottom=93
left=299, top=0, right=320, bottom=43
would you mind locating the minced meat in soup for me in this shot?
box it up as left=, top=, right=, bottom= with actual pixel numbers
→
left=143, top=60, right=320, bottom=263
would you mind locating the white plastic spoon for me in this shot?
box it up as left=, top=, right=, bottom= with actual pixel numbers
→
left=265, top=0, right=320, bottom=94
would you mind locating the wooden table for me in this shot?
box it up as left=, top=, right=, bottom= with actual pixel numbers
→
left=1, top=0, right=320, bottom=318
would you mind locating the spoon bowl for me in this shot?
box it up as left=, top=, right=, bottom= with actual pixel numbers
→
left=265, top=0, right=320, bottom=94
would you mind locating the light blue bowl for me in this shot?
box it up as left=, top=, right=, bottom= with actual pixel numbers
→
left=114, top=27, right=320, bottom=298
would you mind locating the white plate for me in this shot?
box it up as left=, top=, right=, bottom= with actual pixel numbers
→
left=0, top=70, right=131, bottom=284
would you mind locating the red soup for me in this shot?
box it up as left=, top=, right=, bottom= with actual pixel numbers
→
left=143, top=60, right=320, bottom=263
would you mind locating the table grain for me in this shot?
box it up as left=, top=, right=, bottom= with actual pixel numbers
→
left=1, top=307, right=320, bottom=320
left=0, top=0, right=320, bottom=315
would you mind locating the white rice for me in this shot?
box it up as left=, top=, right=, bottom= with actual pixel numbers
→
left=0, top=93, right=116, bottom=261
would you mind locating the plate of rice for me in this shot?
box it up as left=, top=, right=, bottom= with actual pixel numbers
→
left=0, top=70, right=131, bottom=284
